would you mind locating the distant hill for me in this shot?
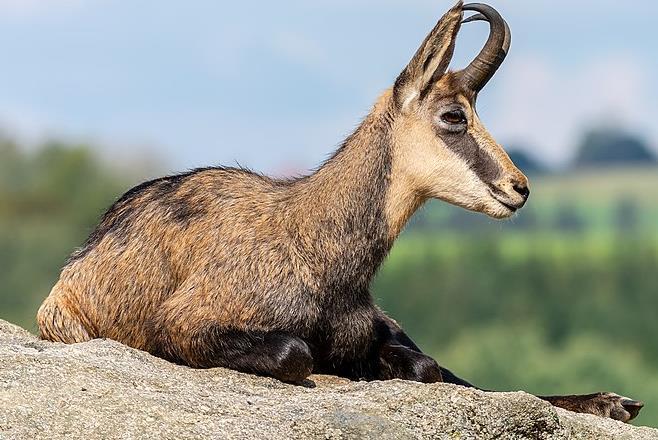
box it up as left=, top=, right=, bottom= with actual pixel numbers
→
left=573, top=128, right=656, bottom=168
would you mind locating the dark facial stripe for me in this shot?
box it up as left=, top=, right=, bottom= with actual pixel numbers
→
left=441, top=132, right=502, bottom=184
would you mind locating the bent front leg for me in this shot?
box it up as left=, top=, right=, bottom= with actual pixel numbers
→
left=540, top=393, right=643, bottom=423
left=375, top=312, right=474, bottom=387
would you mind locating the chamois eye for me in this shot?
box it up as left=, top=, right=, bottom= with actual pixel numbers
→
left=441, top=110, right=467, bottom=125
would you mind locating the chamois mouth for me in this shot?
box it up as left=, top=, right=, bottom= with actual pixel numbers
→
left=488, top=190, right=519, bottom=214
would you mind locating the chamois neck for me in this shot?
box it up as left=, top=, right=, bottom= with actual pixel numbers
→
left=289, top=91, right=424, bottom=290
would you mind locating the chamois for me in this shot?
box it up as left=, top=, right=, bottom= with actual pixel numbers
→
left=37, top=2, right=643, bottom=422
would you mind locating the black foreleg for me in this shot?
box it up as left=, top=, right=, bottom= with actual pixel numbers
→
left=376, top=312, right=474, bottom=387
left=375, top=311, right=643, bottom=422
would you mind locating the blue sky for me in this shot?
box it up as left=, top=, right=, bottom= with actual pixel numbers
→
left=0, top=0, right=657, bottom=172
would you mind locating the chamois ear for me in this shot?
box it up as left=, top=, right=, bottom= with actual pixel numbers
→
left=394, top=1, right=463, bottom=110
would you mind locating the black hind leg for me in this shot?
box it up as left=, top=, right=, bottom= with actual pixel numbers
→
left=159, top=326, right=314, bottom=383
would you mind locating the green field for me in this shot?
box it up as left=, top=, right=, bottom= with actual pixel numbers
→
left=529, top=167, right=658, bottom=231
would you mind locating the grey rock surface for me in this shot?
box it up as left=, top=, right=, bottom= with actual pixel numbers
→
left=0, top=319, right=656, bottom=440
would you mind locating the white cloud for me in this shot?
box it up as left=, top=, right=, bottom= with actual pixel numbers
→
left=484, top=54, right=655, bottom=166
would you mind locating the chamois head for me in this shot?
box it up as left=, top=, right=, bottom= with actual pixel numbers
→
left=390, top=2, right=529, bottom=219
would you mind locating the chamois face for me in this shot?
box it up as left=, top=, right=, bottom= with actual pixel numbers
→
left=391, top=2, right=529, bottom=219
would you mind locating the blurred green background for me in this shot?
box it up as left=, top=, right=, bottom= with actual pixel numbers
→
left=1, top=131, right=656, bottom=425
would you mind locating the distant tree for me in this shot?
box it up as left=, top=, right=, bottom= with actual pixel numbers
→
left=0, top=139, right=135, bottom=327
left=0, top=135, right=23, bottom=187
left=507, top=149, right=547, bottom=176
left=573, top=128, right=656, bottom=168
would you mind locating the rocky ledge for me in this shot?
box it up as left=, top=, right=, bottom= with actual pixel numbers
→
left=0, top=319, right=656, bottom=439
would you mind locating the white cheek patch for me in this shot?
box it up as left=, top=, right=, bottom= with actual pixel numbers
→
left=428, top=141, right=490, bottom=202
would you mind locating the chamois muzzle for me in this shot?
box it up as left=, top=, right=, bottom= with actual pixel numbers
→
left=459, top=3, right=511, bottom=92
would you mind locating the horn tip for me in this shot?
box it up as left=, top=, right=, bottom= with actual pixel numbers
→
left=462, top=13, right=486, bottom=24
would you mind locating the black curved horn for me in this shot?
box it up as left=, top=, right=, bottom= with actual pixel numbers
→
left=459, top=3, right=511, bottom=92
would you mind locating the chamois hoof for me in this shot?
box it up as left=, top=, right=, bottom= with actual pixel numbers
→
left=598, top=393, right=644, bottom=422
left=551, top=392, right=644, bottom=422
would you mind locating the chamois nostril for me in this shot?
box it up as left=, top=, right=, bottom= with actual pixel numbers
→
left=513, top=183, right=530, bottom=200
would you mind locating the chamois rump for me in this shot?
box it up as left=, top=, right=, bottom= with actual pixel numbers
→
left=37, top=2, right=643, bottom=422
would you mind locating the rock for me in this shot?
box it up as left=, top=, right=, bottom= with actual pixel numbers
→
left=0, top=319, right=656, bottom=440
